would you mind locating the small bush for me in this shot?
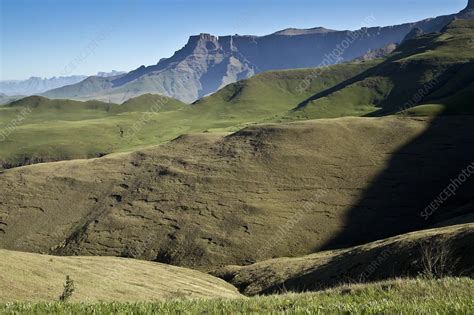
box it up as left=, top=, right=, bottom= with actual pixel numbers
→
left=59, top=275, right=75, bottom=302
left=419, top=240, right=459, bottom=279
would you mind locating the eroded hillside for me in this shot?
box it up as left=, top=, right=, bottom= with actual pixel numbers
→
left=1, top=115, right=473, bottom=269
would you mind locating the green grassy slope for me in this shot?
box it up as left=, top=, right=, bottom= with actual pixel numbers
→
left=0, top=63, right=373, bottom=168
left=294, top=20, right=474, bottom=119
left=0, top=249, right=241, bottom=303
left=2, top=278, right=473, bottom=314
left=193, top=62, right=377, bottom=121
left=0, top=95, right=189, bottom=168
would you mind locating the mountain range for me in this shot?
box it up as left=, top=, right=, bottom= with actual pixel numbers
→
left=0, top=71, right=125, bottom=96
left=42, top=2, right=474, bottom=103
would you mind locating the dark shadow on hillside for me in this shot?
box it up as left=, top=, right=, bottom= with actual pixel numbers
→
left=257, top=228, right=474, bottom=295
left=292, top=33, right=444, bottom=112
left=366, top=62, right=474, bottom=117
left=320, top=111, right=474, bottom=251
left=292, top=66, right=377, bottom=111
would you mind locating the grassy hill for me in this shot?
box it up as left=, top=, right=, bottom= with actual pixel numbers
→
left=0, top=62, right=373, bottom=169
left=0, top=95, right=189, bottom=168
left=0, top=249, right=241, bottom=303
left=214, top=223, right=474, bottom=295
left=2, top=278, right=473, bottom=314
left=193, top=62, right=377, bottom=121
left=293, top=20, right=474, bottom=119
left=1, top=116, right=473, bottom=269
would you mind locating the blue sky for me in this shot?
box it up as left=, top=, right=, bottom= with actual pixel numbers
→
left=0, top=0, right=468, bottom=80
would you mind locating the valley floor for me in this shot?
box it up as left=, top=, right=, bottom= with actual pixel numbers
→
left=1, top=278, right=473, bottom=314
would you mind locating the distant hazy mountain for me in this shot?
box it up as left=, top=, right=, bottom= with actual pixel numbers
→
left=44, top=2, right=471, bottom=103
left=0, top=71, right=125, bottom=96
left=0, top=76, right=87, bottom=96
left=0, top=93, right=23, bottom=105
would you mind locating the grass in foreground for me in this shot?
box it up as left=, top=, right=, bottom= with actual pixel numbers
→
left=1, top=278, right=473, bottom=314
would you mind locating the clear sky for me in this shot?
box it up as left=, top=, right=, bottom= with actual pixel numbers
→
left=0, top=0, right=468, bottom=80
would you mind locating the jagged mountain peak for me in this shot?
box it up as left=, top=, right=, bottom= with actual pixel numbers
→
left=184, top=33, right=220, bottom=48
left=195, top=33, right=219, bottom=41
left=185, top=33, right=222, bottom=51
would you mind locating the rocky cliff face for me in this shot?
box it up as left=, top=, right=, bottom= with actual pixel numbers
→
left=459, top=0, right=474, bottom=18
left=108, top=34, right=256, bottom=102
left=44, top=3, right=470, bottom=103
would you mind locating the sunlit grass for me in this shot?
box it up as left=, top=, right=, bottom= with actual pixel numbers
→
left=1, top=278, right=473, bottom=314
